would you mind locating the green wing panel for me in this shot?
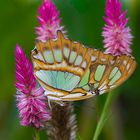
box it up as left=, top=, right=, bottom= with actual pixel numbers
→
left=78, top=69, right=90, bottom=87
left=35, top=70, right=80, bottom=92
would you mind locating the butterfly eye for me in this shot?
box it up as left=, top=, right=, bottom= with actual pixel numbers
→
left=34, top=48, right=38, bottom=54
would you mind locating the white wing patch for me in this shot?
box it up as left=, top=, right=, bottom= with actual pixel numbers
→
left=53, top=49, right=62, bottom=62
left=33, top=52, right=45, bottom=62
left=64, top=47, right=70, bottom=58
left=69, top=51, right=77, bottom=63
left=44, top=50, right=54, bottom=63
left=74, top=55, right=83, bottom=66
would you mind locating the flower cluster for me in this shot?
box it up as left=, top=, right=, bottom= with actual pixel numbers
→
left=15, top=45, right=36, bottom=94
left=36, top=0, right=65, bottom=42
left=102, top=0, right=133, bottom=56
left=15, top=45, right=50, bottom=129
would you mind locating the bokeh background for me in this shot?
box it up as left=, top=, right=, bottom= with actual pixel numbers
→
left=0, top=0, right=140, bottom=140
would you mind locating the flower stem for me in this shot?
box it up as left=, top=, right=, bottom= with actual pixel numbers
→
left=93, top=90, right=117, bottom=140
left=47, top=102, right=77, bottom=140
left=34, top=129, right=40, bottom=140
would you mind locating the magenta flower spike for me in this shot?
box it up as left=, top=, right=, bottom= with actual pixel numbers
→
left=102, top=0, right=133, bottom=56
left=36, top=0, right=64, bottom=42
left=15, top=44, right=36, bottom=94
left=15, top=44, right=51, bottom=128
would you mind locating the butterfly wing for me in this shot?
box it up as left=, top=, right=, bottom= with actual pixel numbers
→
left=31, top=31, right=91, bottom=100
left=31, top=31, right=136, bottom=101
left=68, top=48, right=136, bottom=101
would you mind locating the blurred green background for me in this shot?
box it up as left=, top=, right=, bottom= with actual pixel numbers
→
left=0, top=0, right=140, bottom=140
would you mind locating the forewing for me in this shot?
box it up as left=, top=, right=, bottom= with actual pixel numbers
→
left=31, top=31, right=91, bottom=94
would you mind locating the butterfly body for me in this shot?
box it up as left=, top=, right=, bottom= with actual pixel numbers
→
left=31, top=31, right=136, bottom=101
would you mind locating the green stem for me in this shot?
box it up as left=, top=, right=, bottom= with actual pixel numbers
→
left=34, top=129, right=40, bottom=140
left=93, top=90, right=117, bottom=140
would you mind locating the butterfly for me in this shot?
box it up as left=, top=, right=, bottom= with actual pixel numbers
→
left=31, top=31, right=136, bottom=101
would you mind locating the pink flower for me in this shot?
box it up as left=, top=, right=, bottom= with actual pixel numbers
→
left=36, top=0, right=65, bottom=42
left=16, top=44, right=36, bottom=94
left=16, top=87, right=51, bottom=128
left=15, top=45, right=51, bottom=128
left=102, top=0, right=133, bottom=56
